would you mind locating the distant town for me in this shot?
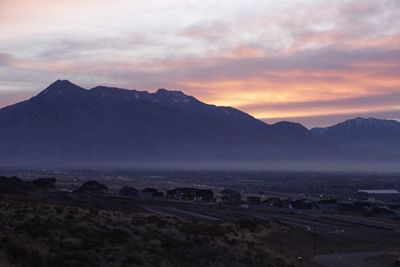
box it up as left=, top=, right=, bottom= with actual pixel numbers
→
left=2, top=168, right=400, bottom=221
left=1, top=169, right=400, bottom=266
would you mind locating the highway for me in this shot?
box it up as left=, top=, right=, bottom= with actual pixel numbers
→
left=141, top=205, right=220, bottom=221
left=321, top=214, right=400, bottom=232
left=314, top=250, right=387, bottom=267
left=142, top=204, right=347, bottom=234
left=269, top=215, right=345, bottom=233
left=141, top=203, right=400, bottom=267
left=142, top=202, right=400, bottom=234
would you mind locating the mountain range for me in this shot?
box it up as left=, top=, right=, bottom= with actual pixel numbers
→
left=312, top=117, right=400, bottom=158
left=0, top=80, right=399, bottom=168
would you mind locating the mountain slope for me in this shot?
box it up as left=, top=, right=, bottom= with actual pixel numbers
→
left=0, top=80, right=331, bottom=165
left=311, top=117, right=400, bottom=157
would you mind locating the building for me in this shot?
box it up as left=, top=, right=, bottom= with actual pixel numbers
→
left=139, top=188, right=158, bottom=199
left=118, top=186, right=138, bottom=197
left=76, top=180, right=108, bottom=194
left=246, top=196, right=261, bottom=204
left=166, top=188, right=214, bottom=202
left=289, top=199, right=316, bottom=210
left=317, top=198, right=338, bottom=214
left=194, top=189, right=214, bottom=202
left=220, top=189, right=241, bottom=204
left=356, top=189, right=400, bottom=202
left=263, top=197, right=284, bottom=208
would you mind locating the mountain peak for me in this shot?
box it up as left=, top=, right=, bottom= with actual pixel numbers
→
left=271, top=121, right=309, bottom=134
left=340, top=117, right=399, bottom=127
left=154, top=88, right=194, bottom=104
left=53, top=79, right=74, bottom=85
left=37, top=80, right=86, bottom=98
left=311, top=117, right=400, bottom=143
left=156, top=88, right=186, bottom=96
left=348, top=117, right=378, bottom=122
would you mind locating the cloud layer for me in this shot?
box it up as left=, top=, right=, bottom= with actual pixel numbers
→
left=0, top=0, right=399, bottom=127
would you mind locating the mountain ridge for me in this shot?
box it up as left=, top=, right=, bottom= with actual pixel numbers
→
left=0, top=80, right=398, bottom=167
left=311, top=117, right=400, bottom=157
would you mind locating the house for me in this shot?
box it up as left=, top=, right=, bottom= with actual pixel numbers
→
left=338, top=200, right=371, bottom=215
left=118, top=186, right=138, bottom=197
left=194, top=189, right=214, bottom=202
left=0, top=176, right=59, bottom=194
left=387, top=203, right=400, bottom=210
left=166, top=188, right=214, bottom=202
left=166, top=189, right=177, bottom=200
left=220, top=189, right=241, bottom=204
left=177, top=188, right=196, bottom=200
left=317, top=198, right=338, bottom=214
left=139, top=188, right=158, bottom=199
left=363, top=206, right=399, bottom=218
left=142, top=188, right=158, bottom=193
left=356, top=189, right=400, bottom=202
left=167, top=187, right=196, bottom=200
left=263, top=197, right=284, bottom=208
left=246, top=196, right=261, bottom=205
left=76, top=180, right=108, bottom=194
left=289, top=199, right=316, bottom=210
left=29, top=178, right=57, bottom=190
left=153, top=192, right=164, bottom=198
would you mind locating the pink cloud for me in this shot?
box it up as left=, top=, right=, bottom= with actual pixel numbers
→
left=0, top=0, right=399, bottom=127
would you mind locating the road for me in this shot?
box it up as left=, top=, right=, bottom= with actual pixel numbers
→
left=141, top=201, right=400, bottom=233
left=142, top=204, right=348, bottom=234
left=269, top=215, right=345, bottom=233
left=142, top=203, right=400, bottom=267
left=141, top=205, right=220, bottom=221
left=321, top=214, right=400, bottom=232
left=140, top=202, right=400, bottom=267
left=314, top=251, right=387, bottom=267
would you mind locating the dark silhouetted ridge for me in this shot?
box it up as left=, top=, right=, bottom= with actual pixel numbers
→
left=311, top=117, right=400, bottom=157
left=37, top=80, right=86, bottom=98
left=0, top=80, right=399, bottom=166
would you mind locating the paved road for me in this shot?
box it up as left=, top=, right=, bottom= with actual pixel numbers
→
left=141, top=205, right=220, bottom=221
left=271, top=215, right=345, bottom=233
left=321, top=215, right=400, bottom=232
left=144, top=205, right=348, bottom=234
left=314, top=251, right=387, bottom=267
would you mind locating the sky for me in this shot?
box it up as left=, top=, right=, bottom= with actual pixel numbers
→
left=0, top=0, right=399, bottom=127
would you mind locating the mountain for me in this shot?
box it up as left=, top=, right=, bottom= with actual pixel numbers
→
left=2, top=80, right=399, bottom=168
left=0, top=80, right=333, bottom=166
left=311, top=117, right=400, bottom=158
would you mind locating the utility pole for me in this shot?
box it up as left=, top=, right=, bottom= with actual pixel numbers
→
left=313, top=224, right=317, bottom=256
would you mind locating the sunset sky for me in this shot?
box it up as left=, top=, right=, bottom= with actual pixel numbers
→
left=0, top=0, right=399, bottom=127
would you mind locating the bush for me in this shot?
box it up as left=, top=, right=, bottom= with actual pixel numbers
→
left=5, top=242, right=47, bottom=267
left=238, top=219, right=259, bottom=232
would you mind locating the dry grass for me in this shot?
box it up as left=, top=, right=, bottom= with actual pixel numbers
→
left=0, top=199, right=294, bottom=267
